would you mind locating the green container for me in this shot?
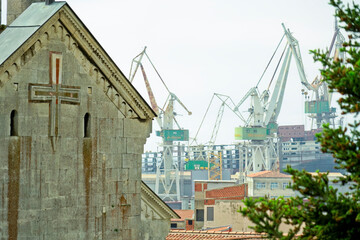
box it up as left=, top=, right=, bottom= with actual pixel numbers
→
left=266, top=122, right=278, bottom=135
left=158, top=129, right=189, bottom=141
left=305, top=101, right=330, bottom=113
left=184, top=160, right=209, bottom=170
left=235, top=127, right=267, bottom=140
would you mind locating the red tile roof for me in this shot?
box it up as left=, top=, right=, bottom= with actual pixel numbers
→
left=166, top=230, right=266, bottom=240
left=247, top=171, right=291, bottom=178
left=205, top=226, right=232, bottom=232
left=172, top=210, right=194, bottom=222
left=205, top=184, right=247, bottom=200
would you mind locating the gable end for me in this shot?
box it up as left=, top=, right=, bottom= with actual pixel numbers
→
left=0, top=3, right=155, bottom=120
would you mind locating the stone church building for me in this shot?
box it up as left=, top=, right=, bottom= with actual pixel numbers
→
left=0, top=1, right=177, bottom=239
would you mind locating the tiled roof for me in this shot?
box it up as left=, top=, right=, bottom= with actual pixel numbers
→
left=166, top=230, right=266, bottom=240
left=205, top=184, right=246, bottom=200
left=172, top=210, right=194, bottom=222
left=247, top=171, right=291, bottom=178
left=204, top=226, right=232, bottom=232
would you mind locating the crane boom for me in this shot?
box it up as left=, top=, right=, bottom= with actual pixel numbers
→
left=264, top=46, right=292, bottom=125
left=129, top=47, right=147, bottom=83
left=282, top=23, right=316, bottom=92
left=140, top=64, right=163, bottom=127
left=170, top=93, right=192, bottom=116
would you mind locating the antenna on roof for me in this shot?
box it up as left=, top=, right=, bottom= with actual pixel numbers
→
left=45, top=0, right=55, bottom=5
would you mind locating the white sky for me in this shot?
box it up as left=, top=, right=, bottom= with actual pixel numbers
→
left=65, top=0, right=348, bottom=151
left=4, top=0, right=349, bottom=151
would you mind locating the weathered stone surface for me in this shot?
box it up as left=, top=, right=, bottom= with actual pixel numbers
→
left=0, top=6, right=153, bottom=240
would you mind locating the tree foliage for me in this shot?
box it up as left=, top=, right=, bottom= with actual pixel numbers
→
left=239, top=1, right=360, bottom=239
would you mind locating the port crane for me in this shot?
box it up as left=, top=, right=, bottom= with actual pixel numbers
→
left=129, top=47, right=192, bottom=201
left=190, top=93, right=242, bottom=180
left=190, top=25, right=293, bottom=175
left=233, top=27, right=292, bottom=174
left=283, top=22, right=345, bottom=129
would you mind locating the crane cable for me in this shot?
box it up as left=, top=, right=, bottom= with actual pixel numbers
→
left=267, top=42, right=288, bottom=91
left=256, top=33, right=285, bottom=88
left=191, top=94, right=215, bottom=145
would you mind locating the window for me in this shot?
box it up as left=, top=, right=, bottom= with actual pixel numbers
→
left=84, top=113, right=91, bottom=137
left=270, top=182, right=278, bottom=189
left=10, top=110, right=18, bottom=136
left=255, top=182, right=266, bottom=189
left=196, top=209, right=204, bottom=221
left=283, top=182, right=290, bottom=189
left=170, top=223, right=177, bottom=229
left=207, top=207, right=214, bottom=221
left=187, top=220, right=193, bottom=225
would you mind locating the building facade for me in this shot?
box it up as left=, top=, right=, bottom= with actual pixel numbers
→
left=246, top=171, right=294, bottom=198
left=0, top=2, right=158, bottom=239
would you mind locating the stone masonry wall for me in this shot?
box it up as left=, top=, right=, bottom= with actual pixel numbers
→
left=0, top=19, right=151, bottom=239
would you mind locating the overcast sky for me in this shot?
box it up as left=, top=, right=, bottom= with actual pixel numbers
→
left=4, top=0, right=349, bottom=151
left=68, top=0, right=350, bottom=151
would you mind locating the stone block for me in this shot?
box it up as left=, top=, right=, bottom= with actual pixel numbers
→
left=128, top=167, right=140, bottom=182
left=58, top=154, right=73, bottom=170
left=0, top=115, right=7, bottom=137
left=36, top=68, right=49, bottom=85
left=122, top=153, right=140, bottom=169
left=123, top=118, right=152, bottom=139
left=121, top=180, right=129, bottom=193
left=126, top=137, right=145, bottom=154
left=121, top=169, right=129, bottom=181
left=115, top=119, right=124, bottom=138
left=113, top=137, right=126, bottom=155
left=48, top=182, right=59, bottom=197
left=127, top=180, right=136, bottom=194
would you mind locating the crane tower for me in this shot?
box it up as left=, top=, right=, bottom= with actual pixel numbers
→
left=129, top=47, right=192, bottom=201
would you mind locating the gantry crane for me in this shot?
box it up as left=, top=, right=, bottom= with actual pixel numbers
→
left=282, top=22, right=345, bottom=129
left=129, top=47, right=192, bottom=201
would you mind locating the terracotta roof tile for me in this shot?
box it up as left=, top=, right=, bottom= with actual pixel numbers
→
left=205, top=185, right=246, bottom=200
left=204, top=226, right=231, bottom=232
left=172, top=210, right=194, bottom=222
left=166, top=230, right=266, bottom=240
left=247, top=171, right=291, bottom=178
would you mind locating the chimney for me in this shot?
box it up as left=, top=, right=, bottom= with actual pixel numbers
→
left=7, top=0, right=45, bottom=25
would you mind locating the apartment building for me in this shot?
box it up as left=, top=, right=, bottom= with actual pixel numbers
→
left=246, top=171, right=295, bottom=198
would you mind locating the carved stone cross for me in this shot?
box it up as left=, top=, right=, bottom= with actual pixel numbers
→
left=29, top=52, right=80, bottom=137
